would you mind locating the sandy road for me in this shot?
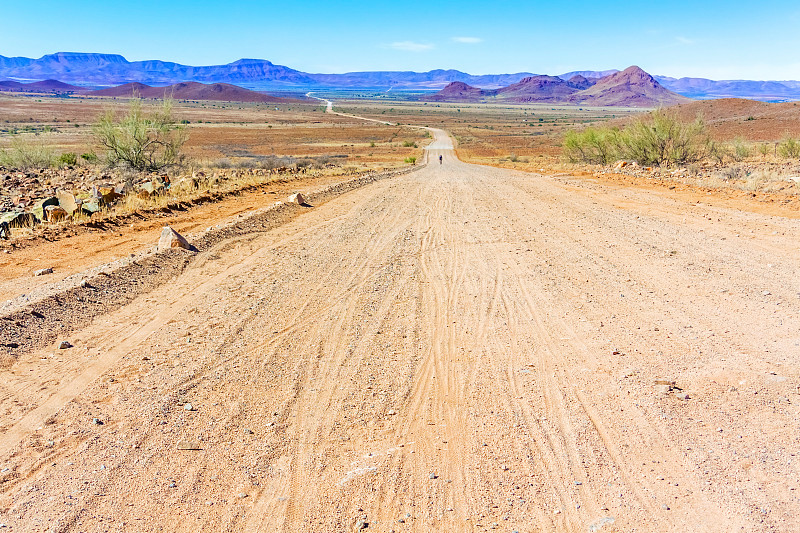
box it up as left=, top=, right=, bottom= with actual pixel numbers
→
left=0, top=126, right=799, bottom=532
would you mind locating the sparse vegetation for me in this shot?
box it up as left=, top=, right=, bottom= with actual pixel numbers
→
left=94, top=98, right=187, bottom=171
left=404, top=156, right=417, bottom=164
left=565, top=110, right=708, bottom=166
left=0, top=135, right=55, bottom=169
left=564, top=127, right=619, bottom=164
left=778, top=136, right=800, bottom=158
left=56, top=152, right=78, bottom=167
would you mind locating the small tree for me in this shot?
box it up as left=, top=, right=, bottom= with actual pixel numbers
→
left=94, top=98, right=187, bottom=171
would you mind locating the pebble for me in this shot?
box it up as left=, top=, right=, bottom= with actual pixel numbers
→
left=355, top=518, right=368, bottom=529
left=34, top=268, right=53, bottom=277
left=762, top=290, right=771, bottom=296
left=92, top=418, right=103, bottom=425
left=501, top=464, right=509, bottom=471
left=58, top=340, right=72, bottom=350
left=238, top=492, right=248, bottom=499
left=675, top=392, right=690, bottom=401
left=243, top=428, right=253, bottom=435
left=429, top=473, right=437, bottom=479
left=80, top=279, right=91, bottom=288
left=184, top=403, right=195, bottom=411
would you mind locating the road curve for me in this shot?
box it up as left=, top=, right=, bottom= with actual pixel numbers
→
left=0, top=108, right=798, bottom=532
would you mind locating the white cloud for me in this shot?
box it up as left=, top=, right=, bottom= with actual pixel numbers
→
left=389, top=41, right=434, bottom=52
left=675, top=36, right=695, bottom=45
left=452, top=36, right=483, bottom=44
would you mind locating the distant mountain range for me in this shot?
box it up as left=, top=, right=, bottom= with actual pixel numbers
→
left=424, top=67, right=690, bottom=107
left=1, top=52, right=799, bottom=101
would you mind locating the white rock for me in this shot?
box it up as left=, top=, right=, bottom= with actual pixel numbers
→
left=158, top=225, right=194, bottom=252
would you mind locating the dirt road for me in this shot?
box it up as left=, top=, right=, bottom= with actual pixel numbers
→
left=1, top=127, right=799, bottom=532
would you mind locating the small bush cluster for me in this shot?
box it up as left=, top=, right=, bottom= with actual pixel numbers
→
left=564, top=110, right=709, bottom=166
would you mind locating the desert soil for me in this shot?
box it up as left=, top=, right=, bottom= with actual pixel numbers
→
left=0, top=127, right=798, bottom=532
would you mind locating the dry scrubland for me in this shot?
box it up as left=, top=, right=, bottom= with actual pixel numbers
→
left=336, top=99, right=800, bottom=205
left=0, top=94, right=428, bottom=168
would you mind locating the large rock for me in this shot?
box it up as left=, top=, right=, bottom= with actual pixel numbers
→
left=158, top=225, right=196, bottom=252
left=45, top=205, right=69, bottom=222
left=57, top=190, right=78, bottom=215
left=288, top=192, right=306, bottom=205
left=2, top=211, right=38, bottom=228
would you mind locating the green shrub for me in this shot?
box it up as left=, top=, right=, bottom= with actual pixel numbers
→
left=617, top=109, right=708, bottom=166
left=57, top=152, right=78, bottom=167
left=81, top=151, right=99, bottom=164
left=732, top=137, right=751, bottom=161
left=777, top=136, right=800, bottom=158
left=404, top=156, right=417, bottom=164
left=94, top=98, right=187, bottom=171
left=563, top=126, right=619, bottom=164
left=402, top=140, right=418, bottom=148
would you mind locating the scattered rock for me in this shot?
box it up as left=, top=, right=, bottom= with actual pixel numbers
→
left=176, top=440, right=202, bottom=450
left=243, top=428, right=254, bottom=435
left=355, top=518, right=368, bottom=529
left=92, top=418, right=103, bottom=425
left=674, top=391, right=690, bottom=401
left=34, top=267, right=54, bottom=277
left=158, top=225, right=196, bottom=252
left=183, top=403, right=195, bottom=411
left=762, top=290, right=771, bottom=296
left=429, top=473, right=437, bottom=479
left=0, top=221, right=8, bottom=240
left=58, top=340, right=72, bottom=349
left=238, top=492, right=248, bottom=499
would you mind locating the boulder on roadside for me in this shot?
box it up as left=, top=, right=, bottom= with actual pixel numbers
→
left=288, top=192, right=306, bottom=205
left=81, top=199, right=102, bottom=216
left=45, top=205, right=69, bottom=222
left=158, top=225, right=196, bottom=252
left=2, top=211, right=38, bottom=228
left=57, top=190, right=79, bottom=215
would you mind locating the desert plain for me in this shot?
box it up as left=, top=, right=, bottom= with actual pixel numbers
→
left=0, top=90, right=798, bottom=533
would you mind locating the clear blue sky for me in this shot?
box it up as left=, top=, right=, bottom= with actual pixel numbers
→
left=2, top=0, right=799, bottom=80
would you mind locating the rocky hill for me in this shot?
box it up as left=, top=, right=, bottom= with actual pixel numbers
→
left=421, top=81, right=496, bottom=102
left=568, top=66, right=690, bottom=107
left=89, top=81, right=302, bottom=103
left=424, top=66, right=689, bottom=107
left=0, top=79, right=82, bottom=93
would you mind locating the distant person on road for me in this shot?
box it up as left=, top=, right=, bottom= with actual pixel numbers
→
left=439, top=155, right=443, bottom=164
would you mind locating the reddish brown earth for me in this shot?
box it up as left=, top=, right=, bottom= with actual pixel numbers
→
left=0, top=128, right=798, bottom=532
left=90, top=81, right=302, bottom=104
left=669, top=98, right=800, bottom=140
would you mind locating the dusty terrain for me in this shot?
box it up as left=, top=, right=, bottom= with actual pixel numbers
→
left=0, top=119, right=798, bottom=532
